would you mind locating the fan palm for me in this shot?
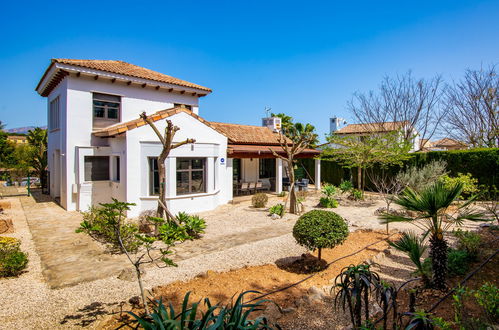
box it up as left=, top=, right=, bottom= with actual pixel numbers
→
left=380, top=181, right=483, bottom=290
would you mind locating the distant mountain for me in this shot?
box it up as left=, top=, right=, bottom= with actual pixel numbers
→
left=4, top=126, right=47, bottom=134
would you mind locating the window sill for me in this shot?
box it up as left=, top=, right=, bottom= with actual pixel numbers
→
left=140, top=190, right=220, bottom=200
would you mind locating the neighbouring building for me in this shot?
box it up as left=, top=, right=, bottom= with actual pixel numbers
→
left=420, top=138, right=467, bottom=151
left=36, top=59, right=320, bottom=217
left=329, top=117, right=421, bottom=152
left=7, top=135, right=28, bottom=145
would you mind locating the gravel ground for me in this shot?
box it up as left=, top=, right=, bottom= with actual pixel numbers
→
left=0, top=191, right=487, bottom=329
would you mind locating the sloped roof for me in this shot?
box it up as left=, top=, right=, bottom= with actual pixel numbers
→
left=209, top=122, right=287, bottom=145
left=432, top=138, right=466, bottom=147
left=92, top=107, right=213, bottom=137
left=335, top=121, right=410, bottom=134
left=36, top=59, right=211, bottom=96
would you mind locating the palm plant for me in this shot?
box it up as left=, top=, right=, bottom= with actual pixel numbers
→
left=389, top=232, right=430, bottom=287
left=381, top=181, right=483, bottom=290
left=26, top=127, right=48, bottom=191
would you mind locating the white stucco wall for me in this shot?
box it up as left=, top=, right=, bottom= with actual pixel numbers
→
left=125, top=111, right=229, bottom=217
left=47, top=74, right=201, bottom=211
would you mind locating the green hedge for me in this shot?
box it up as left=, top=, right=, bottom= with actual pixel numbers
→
left=301, top=148, right=499, bottom=191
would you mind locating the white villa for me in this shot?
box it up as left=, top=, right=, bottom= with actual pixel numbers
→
left=329, top=116, right=421, bottom=152
left=36, top=59, right=320, bottom=217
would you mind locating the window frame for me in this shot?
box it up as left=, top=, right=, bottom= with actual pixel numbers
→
left=49, top=96, right=60, bottom=131
left=92, top=92, right=121, bottom=127
left=84, top=156, right=110, bottom=182
left=148, top=157, right=160, bottom=196
left=176, top=158, right=206, bottom=195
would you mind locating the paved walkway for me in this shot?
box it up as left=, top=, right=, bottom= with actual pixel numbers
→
left=19, top=191, right=129, bottom=289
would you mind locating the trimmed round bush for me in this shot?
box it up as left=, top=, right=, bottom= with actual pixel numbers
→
left=252, top=193, right=268, bottom=208
left=293, top=210, right=349, bottom=260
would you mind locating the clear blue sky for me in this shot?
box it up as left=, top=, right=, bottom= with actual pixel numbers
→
left=1, top=0, right=498, bottom=141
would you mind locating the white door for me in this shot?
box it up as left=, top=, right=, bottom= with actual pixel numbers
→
left=52, top=150, right=61, bottom=198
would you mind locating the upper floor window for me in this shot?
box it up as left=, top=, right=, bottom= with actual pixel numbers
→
left=49, top=96, right=60, bottom=130
left=93, top=93, right=121, bottom=128
left=174, top=103, right=192, bottom=111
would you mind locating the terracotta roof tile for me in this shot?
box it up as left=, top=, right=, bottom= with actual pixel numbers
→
left=335, top=121, right=409, bottom=134
left=209, top=122, right=287, bottom=145
left=92, top=107, right=212, bottom=137
left=51, top=59, right=211, bottom=92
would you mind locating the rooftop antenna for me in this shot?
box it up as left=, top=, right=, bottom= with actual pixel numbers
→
left=265, top=106, right=272, bottom=118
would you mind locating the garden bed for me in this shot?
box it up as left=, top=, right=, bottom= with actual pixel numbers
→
left=104, top=230, right=392, bottom=328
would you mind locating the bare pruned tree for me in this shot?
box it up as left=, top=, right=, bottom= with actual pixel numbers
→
left=368, top=169, right=404, bottom=233
left=140, top=112, right=195, bottom=222
left=348, top=71, right=445, bottom=145
left=443, top=65, right=498, bottom=148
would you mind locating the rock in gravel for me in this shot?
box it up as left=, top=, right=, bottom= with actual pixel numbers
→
left=263, top=303, right=282, bottom=322
left=282, top=307, right=295, bottom=314
left=271, top=213, right=281, bottom=220
left=307, top=286, right=326, bottom=302
left=118, top=268, right=145, bottom=281
left=129, top=296, right=141, bottom=307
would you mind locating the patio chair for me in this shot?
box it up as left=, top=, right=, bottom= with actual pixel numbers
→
left=234, top=182, right=241, bottom=195
left=240, top=182, right=250, bottom=195
left=248, top=182, right=257, bottom=194
left=255, top=181, right=264, bottom=193
left=301, top=179, right=309, bottom=191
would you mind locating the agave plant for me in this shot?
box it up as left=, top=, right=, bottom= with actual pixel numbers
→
left=334, top=263, right=380, bottom=328
left=128, top=291, right=277, bottom=330
left=381, top=181, right=484, bottom=290
left=389, top=231, right=430, bottom=287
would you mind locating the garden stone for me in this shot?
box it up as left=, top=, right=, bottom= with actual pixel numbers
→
left=271, top=213, right=280, bottom=220
left=263, top=303, right=282, bottom=322
left=282, top=307, right=295, bottom=314
left=118, top=268, right=145, bottom=281
left=479, top=223, right=491, bottom=228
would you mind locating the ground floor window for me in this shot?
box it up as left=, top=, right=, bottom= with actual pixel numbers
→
left=259, top=158, right=276, bottom=178
left=84, top=156, right=109, bottom=181
left=149, top=157, right=159, bottom=196
left=176, top=158, right=206, bottom=195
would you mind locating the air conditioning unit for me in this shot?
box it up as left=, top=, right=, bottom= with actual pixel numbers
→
left=262, top=117, right=282, bottom=132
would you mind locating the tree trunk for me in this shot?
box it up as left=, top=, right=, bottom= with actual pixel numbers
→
left=429, top=232, right=448, bottom=290
left=317, top=248, right=322, bottom=261
left=135, top=264, right=149, bottom=314
left=357, top=167, right=362, bottom=190
left=288, top=159, right=298, bottom=214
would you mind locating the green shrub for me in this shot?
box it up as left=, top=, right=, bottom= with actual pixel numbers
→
left=440, top=173, right=479, bottom=199
left=447, top=248, right=470, bottom=276
left=474, top=282, right=499, bottom=321
left=176, top=212, right=206, bottom=238
left=396, top=160, right=448, bottom=192
left=129, top=291, right=277, bottom=329
left=277, top=191, right=286, bottom=197
left=453, top=229, right=481, bottom=259
left=0, top=237, right=28, bottom=277
left=319, top=197, right=338, bottom=208
left=251, top=193, right=269, bottom=208
left=339, top=180, right=353, bottom=193
left=76, top=203, right=143, bottom=253
left=322, top=183, right=337, bottom=197
left=269, top=203, right=285, bottom=217
left=293, top=210, right=348, bottom=260
left=349, top=189, right=364, bottom=201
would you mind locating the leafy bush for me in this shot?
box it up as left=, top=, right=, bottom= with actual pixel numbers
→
left=447, top=248, right=470, bottom=276
left=277, top=191, right=286, bottom=197
left=76, top=204, right=142, bottom=253
left=129, top=291, right=278, bottom=329
left=251, top=193, right=269, bottom=208
left=453, top=229, right=481, bottom=259
left=176, top=212, right=206, bottom=238
left=320, top=184, right=338, bottom=208
left=319, top=197, right=338, bottom=208
left=293, top=210, right=348, bottom=260
left=349, top=189, right=364, bottom=201
left=396, top=160, right=447, bottom=192
left=0, top=237, right=28, bottom=277
left=269, top=204, right=284, bottom=217
left=474, top=282, right=499, bottom=321
left=339, top=180, right=354, bottom=193
left=440, top=173, right=479, bottom=199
